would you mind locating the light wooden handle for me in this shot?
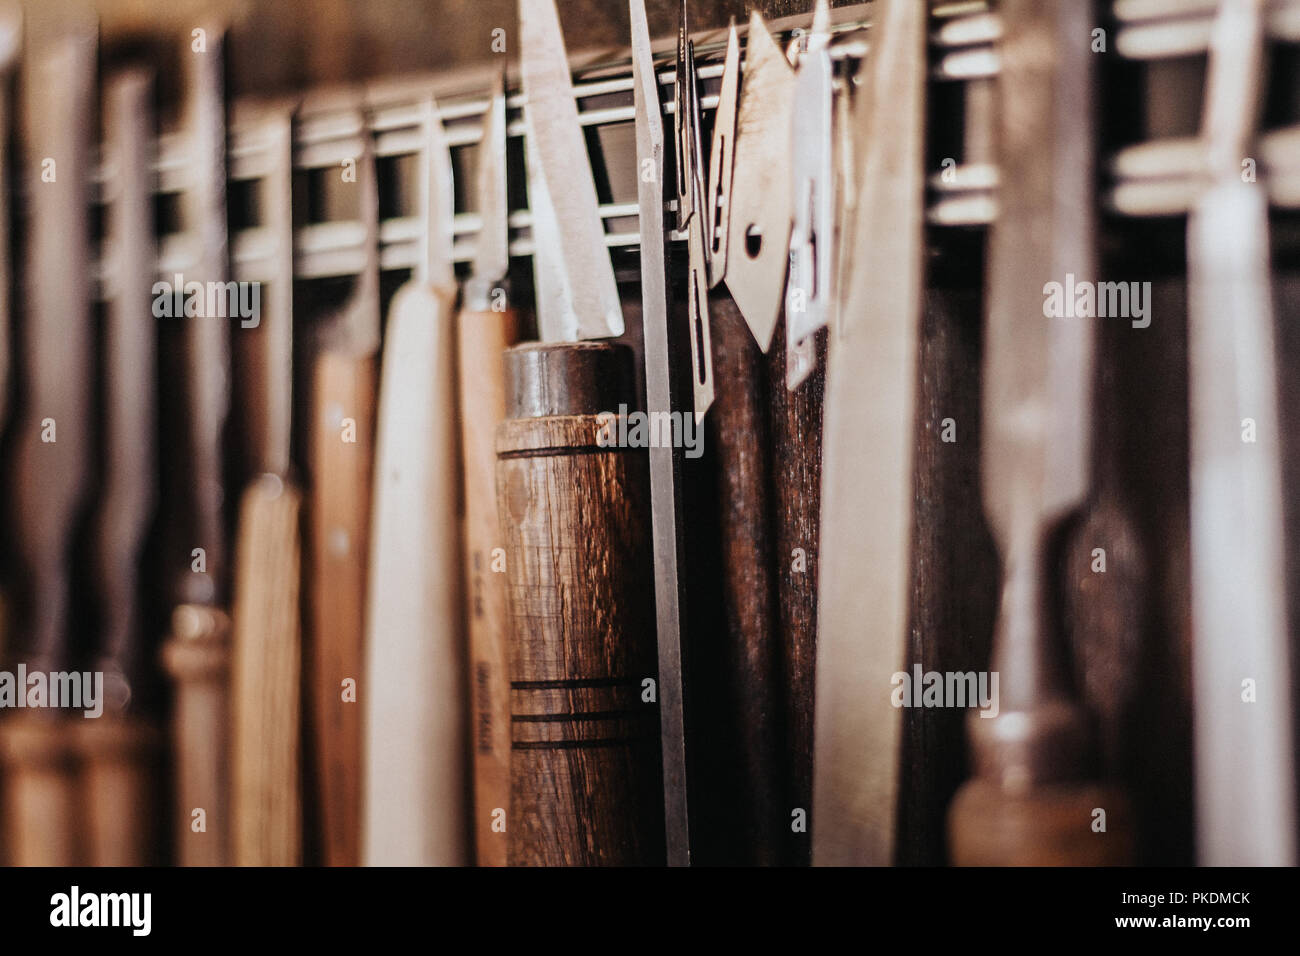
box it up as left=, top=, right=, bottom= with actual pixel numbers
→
left=231, top=476, right=303, bottom=866
left=308, top=350, right=377, bottom=867
left=456, top=306, right=519, bottom=867
left=0, top=714, right=80, bottom=866
left=77, top=716, right=160, bottom=866
left=363, top=281, right=469, bottom=866
left=160, top=604, right=231, bottom=866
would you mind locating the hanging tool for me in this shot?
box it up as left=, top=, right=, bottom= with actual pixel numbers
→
left=159, top=22, right=235, bottom=868
left=947, top=0, right=1133, bottom=866
left=785, top=0, right=834, bottom=388
left=79, top=67, right=161, bottom=867
left=362, top=93, right=468, bottom=867
left=705, top=21, right=739, bottom=290
left=1187, top=0, right=1295, bottom=866
left=498, top=0, right=664, bottom=866
left=0, top=15, right=96, bottom=867
left=631, top=0, right=690, bottom=866
left=306, top=96, right=379, bottom=868
left=811, top=0, right=926, bottom=866
left=230, top=101, right=303, bottom=867
left=725, top=12, right=796, bottom=353
left=457, top=68, right=519, bottom=868
left=675, top=2, right=714, bottom=421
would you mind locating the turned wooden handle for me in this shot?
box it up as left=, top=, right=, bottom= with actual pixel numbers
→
left=76, top=716, right=161, bottom=866
left=456, top=306, right=520, bottom=867
left=160, top=604, right=231, bottom=866
left=0, top=714, right=80, bottom=866
left=231, top=476, right=303, bottom=866
left=363, top=281, right=469, bottom=866
left=308, top=351, right=376, bottom=867
left=496, top=342, right=664, bottom=866
left=948, top=778, right=1135, bottom=866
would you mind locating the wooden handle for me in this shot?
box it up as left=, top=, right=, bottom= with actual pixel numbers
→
left=231, top=476, right=303, bottom=866
left=76, top=716, right=160, bottom=866
left=363, top=281, right=468, bottom=866
left=496, top=342, right=664, bottom=866
left=765, top=314, right=826, bottom=866
left=948, top=778, right=1134, bottom=866
left=456, top=306, right=520, bottom=867
left=307, top=350, right=376, bottom=867
left=160, top=604, right=231, bottom=866
left=0, top=714, right=80, bottom=865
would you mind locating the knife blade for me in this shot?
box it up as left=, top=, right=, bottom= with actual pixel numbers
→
left=811, top=0, right=925, bottom=867
left=1187, top=0, right=1296, bottom=866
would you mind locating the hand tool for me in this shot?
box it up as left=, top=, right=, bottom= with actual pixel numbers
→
left=230, top=101, right=303, bottom=867
left=497, top=0, right=664, bottom=866
left=785, top=0, right=834, bottom=388
left=1186, top=0, right=1295, bottom=866
left=496, top=343, right=664, bottom=866
left=631, top=0, right=690, bottom=866
left=705, top=21, right=738, bottom=290
left=675, top=3, right=714, bottom=421
left=305, top=96, right=378, bottom=868
left=362, top=92, right=468, bottom=867
left=947, top=0, right=1133, bottom=866
left=811, top=0, right=925, bottom=866
left=79, top=67, right=162, bottom=867
left=520, top=0, right=622, bottom=342
left=0, top=15, right=96, bottom=867
left=158, top=22, right=235, bottom=868
left=456, top=69, right=519, bottom=868
left=724, top=12, right=796, bottom=353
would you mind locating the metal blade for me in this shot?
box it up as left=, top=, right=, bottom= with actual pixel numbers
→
left=631, top=0, right=690, bottom=867
left=467, top=67, right=509, bottom=310
left=725, top=13, right=796, bottom=353
left=785, top=4, right=835, bottom=389
left=811, top=0, right=925, bottom=866
left=520, top=0, right=623, bottom=340
left=1187, top=0, right=1295, bottom=866
left=418, top=93, right=457, bottom=290
left=706, top=23, right=740, bottom=289
left=681, top=33, right=714, bottom=421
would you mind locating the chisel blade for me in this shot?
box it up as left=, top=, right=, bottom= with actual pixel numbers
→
left=632, top=0, right=690, bottom=866
left=706, top=23, right=740, bottom=289
left=520, top=0, right=623, bottom=340
left=468, top=68, right=509, bottom=309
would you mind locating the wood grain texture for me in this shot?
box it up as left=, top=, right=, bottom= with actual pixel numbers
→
left=765, top=313, right=825, bottom=867
left=76, top=716, right=161, bottom=866
left=0, top=715, right=80, bottom=865
left=497, top=353, right=664, bottom=866
left=160, top=604, right=231, bottom=866
left=307, top=351, right=376, bottom=867
left=457, top=307, right=520, bottom=867
left=231, top=478, right=303, bottom=866
left=362, top=281, right=469, bottom=866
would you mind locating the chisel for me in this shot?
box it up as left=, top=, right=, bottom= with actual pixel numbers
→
left=79, top=67, right=162, bottom=867
left=0, top=15, right=96, bottom=867
left=1186, top=0, right=1295, bottom=866
left=362, top=92, right=468, bottom=866
left=811, top=0, right=925, bottom=866
left=499, top=0, right=662, bottom=866
left=947, top=0, right=1133, bottom=866
left=230, top=102, right=303, bottom=867
left=158, top=23, right=235, bottom=868
left=456, top=70, right=519, bottom=868
left=305, top=95, right=378, bottom=868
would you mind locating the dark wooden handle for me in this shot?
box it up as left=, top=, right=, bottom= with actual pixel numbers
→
left=0, top=714, right=80, bottom=865
left=307, top=350, right=376, bottom=867
left=457, top=307, right=520, bottom=867
left=76, top=716, right=160, bottom=866
left=496, top=342, right=664, bottom=866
